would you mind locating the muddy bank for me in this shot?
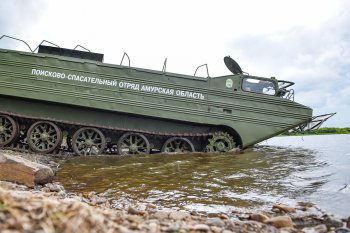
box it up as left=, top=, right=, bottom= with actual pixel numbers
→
left=0, top=151, right=349, bottom=232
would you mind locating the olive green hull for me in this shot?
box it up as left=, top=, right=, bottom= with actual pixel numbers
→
left=0, top=96, right=212, bottom=135
left=0, top=49, right=312, bottom=148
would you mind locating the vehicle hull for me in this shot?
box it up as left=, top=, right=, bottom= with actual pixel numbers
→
left=0, top=48, right=312, bottom=150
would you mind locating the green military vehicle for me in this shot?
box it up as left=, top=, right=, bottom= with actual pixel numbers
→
left=0, top=36, right=332, bottom=155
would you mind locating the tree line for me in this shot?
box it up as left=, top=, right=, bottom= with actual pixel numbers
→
left=283, top=127, right=350, bottom=136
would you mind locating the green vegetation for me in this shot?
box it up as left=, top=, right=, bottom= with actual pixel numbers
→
left=0, top=201, right=5, bottom=209
left=283, top=127, right=350, bottom=136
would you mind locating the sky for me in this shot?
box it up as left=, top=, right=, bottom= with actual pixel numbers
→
left=0, top=0, right=349, bottom=127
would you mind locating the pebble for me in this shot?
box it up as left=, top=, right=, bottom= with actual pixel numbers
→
left=273, top=204, right=296, bottom=213
left=298, top=202, right=314, bottom=208
left=49, top=161, right=57, bottom=165
left=87, top=191, right=97, bottom=198
left=206, top=218, right=226, bottom=227
left=118, top=225, right=134, bottom=233
left=57, top=190, right=66, bottom=197
left=250, top=213, right=270, bottom=223
left=0, top=181, right=28, bottom=191
left=147, top=203, right=157, bottom=209
left=192, top=224, right=210, bottom=232
left=129, top=222, right=140, bottom=230
left=222, top=230, right=234, bottom=233
left=302, top=224, right=327, bottom=233
left=127, top=215, right=143, bottom=224
left=70, top=195, right=83, bottom=202
left=41, top=187, right=51, bottom=192
left=165, top=226, right=180, bottom=232
left=335, top=228, right=350, bottom=233
left=236, top=213, right=250, bottom=220
left=264, top=216, right=293, bottom=228
left=208, top=213, right=220, bottom=218
left=128, top=207, right=146, bottom=215
left=90, top=196, right=107, bottom=205
left=280, top=227, right=298, bottom=233
left=45, top=183, right=64, bottom=192
left=238, top=221, right=266, bottom=232
left=0, top=212, right=6, bottom=221
left=169, top=211, right=190, bottom=220
left=148, top=222, right=158, bottom=232
left=219, top=213, right=229, bottom=220
left=153, top=211, right=170, bottom=220
left=324, top=218, right=343, bottom=228
left=210, top=226, right=222, bottom=233
left=314, top=224, right=328, bottom=233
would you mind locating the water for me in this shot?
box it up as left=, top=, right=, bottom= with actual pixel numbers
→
left=56, top=134, right=350, bottom=218
left=263, top=134, right=350, bottom=218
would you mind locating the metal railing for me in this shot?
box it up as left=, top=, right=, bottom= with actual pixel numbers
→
left=1, top=35, right=92, bottom=54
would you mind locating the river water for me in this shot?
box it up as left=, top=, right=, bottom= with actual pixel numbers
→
left=56, top=134, right=350, bottom=218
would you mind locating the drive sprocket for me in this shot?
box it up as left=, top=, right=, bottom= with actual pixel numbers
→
left=206, top=131, right=236, bottom=152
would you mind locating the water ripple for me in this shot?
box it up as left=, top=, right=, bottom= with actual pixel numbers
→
left=57, top=135, right=350, bottom=218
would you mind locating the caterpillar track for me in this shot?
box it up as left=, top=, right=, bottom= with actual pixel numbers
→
left=1, top=113, right=239, bottom=156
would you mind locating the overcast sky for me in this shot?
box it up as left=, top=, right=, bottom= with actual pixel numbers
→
left=1, top=0, right=349, bottom=127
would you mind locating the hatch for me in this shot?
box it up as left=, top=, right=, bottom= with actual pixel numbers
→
left=224, top=56, right=243, bottom=75
left=38, top=45, right=104, bottom=62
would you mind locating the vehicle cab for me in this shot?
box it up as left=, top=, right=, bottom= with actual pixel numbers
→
left=223, top=56, right=295, bottom=100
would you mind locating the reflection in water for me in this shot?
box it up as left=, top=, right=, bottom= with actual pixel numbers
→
left=57, top=144, right=331, bottom=214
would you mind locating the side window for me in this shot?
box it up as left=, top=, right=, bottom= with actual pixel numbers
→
left=242, top=78, right=276, bottom=95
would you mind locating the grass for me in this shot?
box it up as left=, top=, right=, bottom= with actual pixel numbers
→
left=0, top=200, right=5, bottom=209
left=282, top=127, right=350, bottom=136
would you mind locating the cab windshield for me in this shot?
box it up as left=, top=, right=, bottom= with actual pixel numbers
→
left=242, top=77, right=276, bottom=95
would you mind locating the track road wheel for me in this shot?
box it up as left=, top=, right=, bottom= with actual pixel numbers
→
left=0, top=114, right=19, bottom=146
left=206, top=131, right=236, bottom=153
left=72, top=127, right=106, bottom=156
left=117, top=132, right=150, bottom=155
left=161, top=137, right=195, bottom=153
left=27, top=121, right=62, bottom=154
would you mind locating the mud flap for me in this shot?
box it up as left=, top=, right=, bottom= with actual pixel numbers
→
left=289, top=112, right=336, bottom=133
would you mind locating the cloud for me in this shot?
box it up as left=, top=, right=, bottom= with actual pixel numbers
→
left=228, top=4, right=350, bottom=126
left=0, top=0, right=48, bottom=50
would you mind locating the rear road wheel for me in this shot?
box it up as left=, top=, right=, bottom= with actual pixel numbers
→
left=161, top=137, right=195, bottom=153
left=72, top=127, right=106, bottom=156
left=117, top=132, right=150, bottom=155
left=27, top=121, right=62, bottom=154
left=0, top=115, right=19, bottom=146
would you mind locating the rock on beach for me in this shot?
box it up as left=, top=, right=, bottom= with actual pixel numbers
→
left=272, top=204, right=296, bottom=213
left=0, top=153, right=54, bottom=187
left=264, top=216, right=293, bottom=228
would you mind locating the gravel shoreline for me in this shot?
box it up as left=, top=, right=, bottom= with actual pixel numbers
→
left=0, top=150, right=349, bottom=233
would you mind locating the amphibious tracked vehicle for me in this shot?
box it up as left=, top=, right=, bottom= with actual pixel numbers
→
left=0, top=36, right=331, bottom=156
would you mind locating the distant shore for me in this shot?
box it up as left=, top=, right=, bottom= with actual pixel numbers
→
left=282, top=127, right=350, bottom=136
